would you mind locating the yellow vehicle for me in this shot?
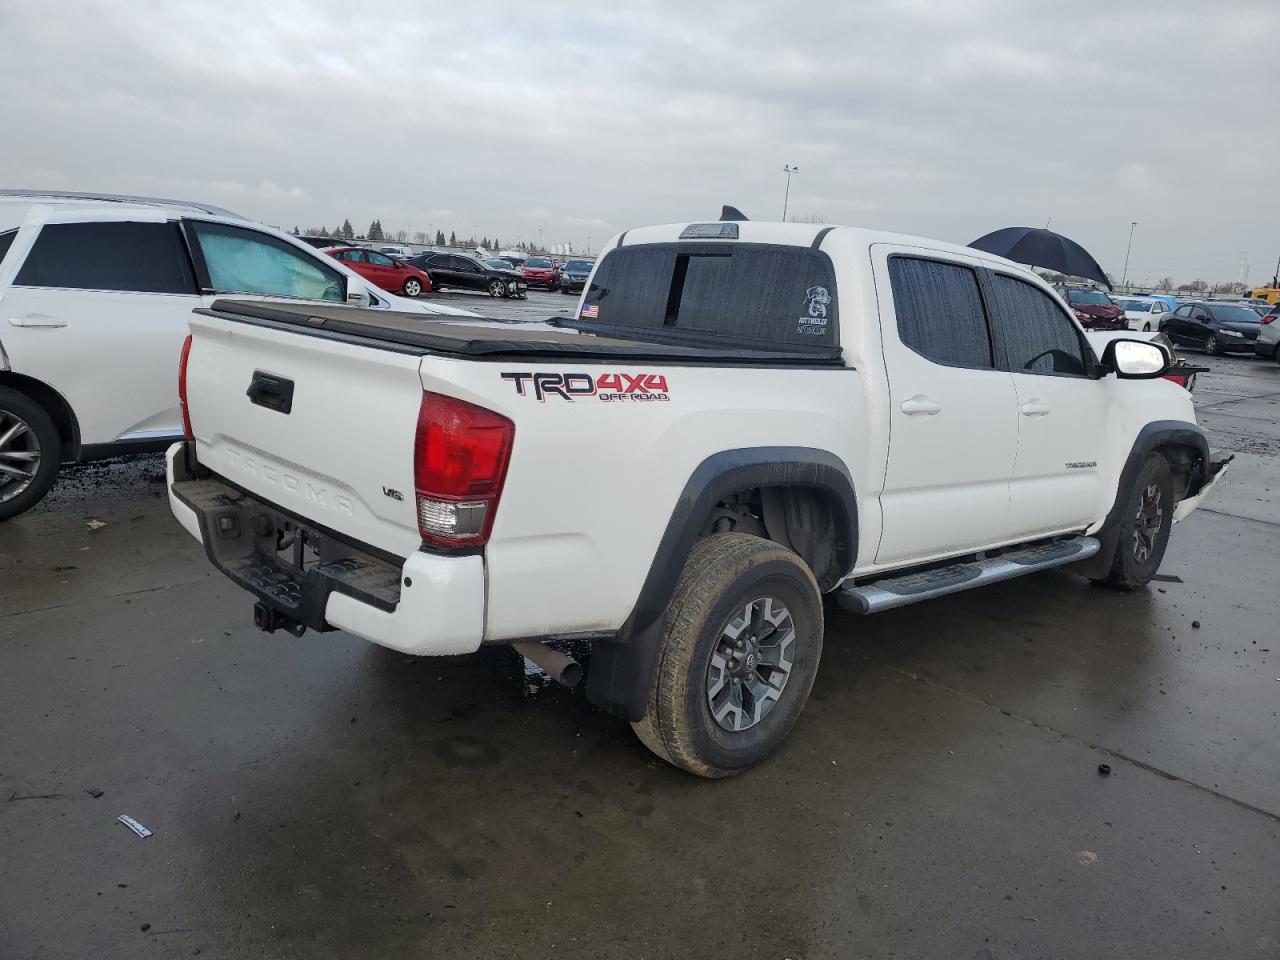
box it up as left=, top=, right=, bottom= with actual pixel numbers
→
left=1247, top=287, right=1280, bottom=304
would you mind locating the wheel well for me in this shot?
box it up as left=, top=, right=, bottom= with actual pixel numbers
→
left=697, top=485, right=852, bottom=591
left=1153, top=442, right=1202, bottom=501
left=0, top=372, right=79, bottom=460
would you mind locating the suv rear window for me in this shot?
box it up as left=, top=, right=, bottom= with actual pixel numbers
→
left=579, top=242, right=838, bottom=348
left=14, top=221, right=196, bottom=294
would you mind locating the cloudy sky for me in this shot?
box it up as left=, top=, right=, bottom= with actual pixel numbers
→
left=1, top=0, right=1276, bottom=285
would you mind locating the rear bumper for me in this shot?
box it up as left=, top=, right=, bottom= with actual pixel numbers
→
left=1254, top=339, right=1277, bottom=358
left=166, top=443, right=484, bottom=655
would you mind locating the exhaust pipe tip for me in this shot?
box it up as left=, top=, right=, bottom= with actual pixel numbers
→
left=512, top=641, right=583, bottom=689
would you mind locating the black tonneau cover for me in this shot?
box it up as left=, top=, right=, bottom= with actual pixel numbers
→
left=197, top=299, right=844, bottom=365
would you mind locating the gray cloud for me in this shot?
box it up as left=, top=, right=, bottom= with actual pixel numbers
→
left=1, top=0, right=1275, bottom=282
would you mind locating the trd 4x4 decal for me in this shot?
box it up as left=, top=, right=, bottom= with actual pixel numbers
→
left=501, top=372, right=670, bottom=402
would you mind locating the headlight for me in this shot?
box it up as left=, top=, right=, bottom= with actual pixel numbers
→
left=1220, top=329, right=1244, bottom=337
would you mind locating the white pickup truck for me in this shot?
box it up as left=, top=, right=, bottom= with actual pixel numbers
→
left=168, top=219, right=1228, bottom=777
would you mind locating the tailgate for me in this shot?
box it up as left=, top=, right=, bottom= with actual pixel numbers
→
left=184, top=311, right=425, bottom=558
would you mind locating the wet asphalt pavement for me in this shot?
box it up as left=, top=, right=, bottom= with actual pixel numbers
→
left=2, top=290, right=1278, bottom=958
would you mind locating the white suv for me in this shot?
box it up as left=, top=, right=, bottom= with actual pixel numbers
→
left=0, top=191, right=473, bottom=520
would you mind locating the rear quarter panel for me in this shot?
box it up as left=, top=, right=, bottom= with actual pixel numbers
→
left=422, top=356, right=872, bottom=641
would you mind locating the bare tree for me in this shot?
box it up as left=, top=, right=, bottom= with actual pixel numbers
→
left=413, top=231, right=428, bottom=244
left=1157, top=276, right=1173, bottom=291
left=395, top=229, right=408, bottom=242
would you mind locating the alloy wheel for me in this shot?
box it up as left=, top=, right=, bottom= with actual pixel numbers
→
left=1133, top=482, right=1163, bottom=564
left=706, top=596, right=796, bottom=732
left=0, top=409, right=42, bottom=505
left=404, top=279, right=422, bottom=297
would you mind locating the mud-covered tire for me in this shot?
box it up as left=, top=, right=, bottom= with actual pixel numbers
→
left=631, top=533, right=823, bottom=778
left=1093, top=454, right=1174, bottom=590
left=0, top=388, right=61, bottom=522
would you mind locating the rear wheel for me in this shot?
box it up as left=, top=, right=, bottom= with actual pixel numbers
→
left=402, top=277, right=423, bottom=297
left=1092, top=454, right=1174, bottom=590
left=0, top=388, right=62, bottom=522
left=631, top=533, right=823, bottom=778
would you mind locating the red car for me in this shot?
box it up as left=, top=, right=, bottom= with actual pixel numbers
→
left=519, top=256, right=561, bottom=290
left=1059, top=286, right=1126, bottom=330
left=325, top=247, right=432, bottom=297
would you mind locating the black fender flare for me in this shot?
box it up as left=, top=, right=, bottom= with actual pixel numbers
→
left=1072, top=420, right=1208, bottom=580
left=585, top=446, right=858, bottom=721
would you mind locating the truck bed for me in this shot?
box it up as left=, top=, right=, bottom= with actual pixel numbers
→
left=197, top=299, right=845, bottom=365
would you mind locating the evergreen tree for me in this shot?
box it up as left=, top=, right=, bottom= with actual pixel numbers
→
left=342, top=219, right=354, bottom=239
left=435, top=229, right=445, bottom=246
left=291, top=226, right=300, bottom=236
left=449, top=230, right=457, bottom=246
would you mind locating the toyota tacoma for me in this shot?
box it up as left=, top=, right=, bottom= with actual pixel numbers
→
left=168, top=219, right=1229, bottom=777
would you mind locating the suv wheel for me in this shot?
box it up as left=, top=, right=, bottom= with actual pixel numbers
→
left=632, top=533, right=823, bottom=777
left=0, top=388, right=62, bottom=522
left=1092, top=454, right=1174, bottom=590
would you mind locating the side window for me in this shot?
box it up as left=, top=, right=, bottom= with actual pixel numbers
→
left=0, top=229, right=15, bottom=267
left=189, top=221, right=344, bottom=302
left=989, top=274, right=1087, bottom=376
left=1174, top=305, right=1190, bottom=317
left=13, top=221, right=195, bottom=294
left=888, top=257, right=993, bottom=368
left=366, top=252, right=394, bottom=266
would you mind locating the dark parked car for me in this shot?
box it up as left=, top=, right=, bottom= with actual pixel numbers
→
left=296, top=235, right=349, bottom=249
left=1058, top=286, right=1127, bottom=330
left=520, top=256, right=561, bottom=290
left=407, top=252, right=527, bottom=298
left=1161, top=301, right=1262, bottom=356
left=559, top=258, right=594, bottom=294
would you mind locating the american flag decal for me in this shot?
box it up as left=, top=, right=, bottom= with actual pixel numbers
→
left=581, top=304, right=599, bottom=319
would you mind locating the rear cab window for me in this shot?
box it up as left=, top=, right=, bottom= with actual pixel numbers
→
left=577, top=242, right=839, bottom=349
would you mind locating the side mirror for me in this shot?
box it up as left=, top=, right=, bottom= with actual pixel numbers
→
left=345, top=280, right=371, bottom=308
left=1101, top=338, right=1170, bottom=379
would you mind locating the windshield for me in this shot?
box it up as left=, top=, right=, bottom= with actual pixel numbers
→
left=566, top=260, right=592, bottom=271
left=525, top=257, right=552, bottom=267
left=1212, top=305, right=1262, bottom=324
left=1066, top=289, right=1112, bottom=306
left=1116, top=299, right=1152, bottom=311
left=484, top=259, right=511, bottom=270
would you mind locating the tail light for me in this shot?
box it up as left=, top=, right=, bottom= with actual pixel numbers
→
left=178, top=334, right=194, bottom=439
left=413, top=392, right=514, bottom=547
left=1263, top=315, right=1276, bottom=325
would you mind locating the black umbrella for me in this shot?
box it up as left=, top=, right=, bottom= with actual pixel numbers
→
left=968, top=227, right=1111, bottom=289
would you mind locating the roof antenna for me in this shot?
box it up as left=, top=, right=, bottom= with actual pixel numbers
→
left=720, top=205, right=749, bottom=222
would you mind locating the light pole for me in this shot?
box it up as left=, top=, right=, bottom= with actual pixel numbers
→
left=1121, top=221, right=1137, bottom=289
left=782, top=164, right=799, bottom=221
left=587, top=234, right=592, bottom=254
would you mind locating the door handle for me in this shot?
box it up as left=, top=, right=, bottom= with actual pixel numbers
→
left=8, top=314, right=67, bottom=328
left=1020, top=399, right=1051, bottom=417
left=900, top=395, right=942, bottom=416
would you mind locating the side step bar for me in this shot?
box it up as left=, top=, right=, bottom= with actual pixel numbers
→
left=838, top=536, right=1100, bottom=615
